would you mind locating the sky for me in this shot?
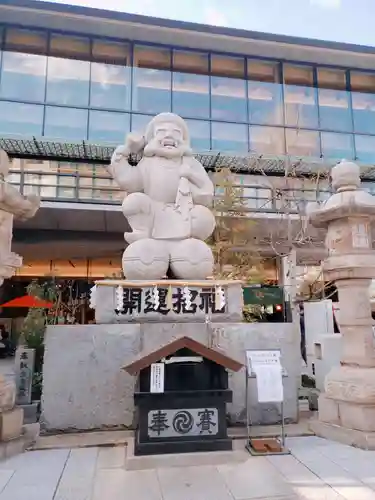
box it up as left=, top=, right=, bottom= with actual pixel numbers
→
left=40, top=0, right=372, bottom=46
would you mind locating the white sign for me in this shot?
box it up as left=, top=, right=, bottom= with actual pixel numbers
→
left=246, top=350, right=284, bottom=403
left=246, top=350, right=281, bottom=374
left=150, top=363, right=165, bottom=393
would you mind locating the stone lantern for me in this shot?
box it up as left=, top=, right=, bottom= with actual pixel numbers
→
left=307, top=160, right=375, bottom=448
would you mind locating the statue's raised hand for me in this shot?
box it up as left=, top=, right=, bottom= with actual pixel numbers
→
left=111, top=133, right=146, bottom=165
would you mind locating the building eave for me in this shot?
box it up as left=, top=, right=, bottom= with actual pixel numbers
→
left=1, top=0, right=375, bottom=69
left=3, top=135, right=375, bottom=180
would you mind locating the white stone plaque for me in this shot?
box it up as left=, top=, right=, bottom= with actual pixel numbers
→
left=150, top=363, right=164, bottom=393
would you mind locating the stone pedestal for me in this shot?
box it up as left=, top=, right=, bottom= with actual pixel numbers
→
left=307, top=160, right=375, bottom=448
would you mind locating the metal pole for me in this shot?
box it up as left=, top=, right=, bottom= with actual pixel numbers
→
left=281, top=400, right=285, bottom=448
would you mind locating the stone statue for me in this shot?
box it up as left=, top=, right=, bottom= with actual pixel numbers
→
left=0, top=149, right=40, bottom=286
left=109, top=113, right=216, bottom=280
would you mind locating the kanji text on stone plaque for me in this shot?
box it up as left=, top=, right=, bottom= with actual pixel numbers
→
left=116, top=287, right=226, bottom=315
left=147, top=408, right=219, bottom=438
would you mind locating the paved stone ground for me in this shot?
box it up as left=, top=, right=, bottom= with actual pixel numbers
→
left=1, top=436, right=375, bottom=499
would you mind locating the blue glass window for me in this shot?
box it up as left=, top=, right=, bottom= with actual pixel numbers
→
left=132, top=46, right=171, bottom=114
left=318, top=69, right=352, bottom=133
left=355, top=135, right=375, bottom=163
left=286, top=129, right=320, bottom=157
left=249, top=126, right=285, bottom=155
left=321, top=132, right=354, bottom=160
left=283, top=65, right=318, bottom=129
left=172, top=51, right=209, bottom=119
left=90, top=63, right=130, bottom=110
left=211, top=55, right=246, bottom=122
left=131, top=113, right=153, bottom=134
left=248, top=60, right=283, bottom=126
left=351, top=71, right=375, bottom=135
left=185, top=119, right=210, bottom=151
left=211, top=122, right=248, bottom=152
left=44, top=106, right=88, bottom=140
left=0, top=52, right=46, bottom=102
left=88, top=111, right=130, bottom=144
left=0, top=101, right=43, bottom=136
left=46, top=57, right=90, bottom=107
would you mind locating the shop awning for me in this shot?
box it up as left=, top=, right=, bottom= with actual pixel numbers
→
left=0, top=295, right=53, bottom=308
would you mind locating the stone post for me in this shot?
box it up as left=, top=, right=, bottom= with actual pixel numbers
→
left=0, top=149, right=40, bottom=458
left=307, top=160, right=375, bottom=448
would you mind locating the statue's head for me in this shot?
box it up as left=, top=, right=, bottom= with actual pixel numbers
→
left=143, top=113, right=192, bottom=159
left=0, top=149, right=9, bottom=179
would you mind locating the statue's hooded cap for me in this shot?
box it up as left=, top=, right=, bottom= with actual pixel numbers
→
left=145, top=113, right=190, bottom=144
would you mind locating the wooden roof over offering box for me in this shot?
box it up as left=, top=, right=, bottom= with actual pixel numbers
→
left=123, top=336, right=243, bottom=375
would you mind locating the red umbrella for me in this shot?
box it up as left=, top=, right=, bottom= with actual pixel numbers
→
left=0, top=295, right=53, bottom=308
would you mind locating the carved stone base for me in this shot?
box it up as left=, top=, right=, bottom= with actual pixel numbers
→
left=310, top=419, right=375, bottom=450
left=0, top=376, right=16, bottom=413
left=0, top=407, right=23, bottom=442
left=312, top=390, right=375, bottom=449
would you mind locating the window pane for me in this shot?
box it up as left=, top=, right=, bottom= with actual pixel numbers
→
left=132, top=46, right=171, bottom=114
left=90, top=63, right=130, bottom=110
left=211, top=55, right=246, bottom=122
left=355, top=135, right=375, bottom=163
left=131, top=113, right=153, bottom=133
left=44, top=106, right=88, bottom=140
left=286, top=129, right=320, bottom=156
left=249, top=126, right=285, bottom=155
left=318, top=69, right=351, bottom=132
left=211, top=122, right=248, bottom=152
left=46, top=57, right=90, bottom=106
left=0, top=52, right=46, bottom=101
left=0, top=101, right=43, bottom=136
left=321, top=132, right=354, bottom=160
left=88, top=110, right=130, bottom=143
left=248, top=60, right=283, bottom=125
left=351, top=72, right=375, bottom=135
left=284, top=64, right=318, bottom=129
left=172, top=51, right=209, bottom=119
left=185, top=119, right=210, bottom=151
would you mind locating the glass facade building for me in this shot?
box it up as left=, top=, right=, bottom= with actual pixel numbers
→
left=1, top=26, right=375, bottom=163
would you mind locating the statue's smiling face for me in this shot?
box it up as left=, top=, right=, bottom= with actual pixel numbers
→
left=154, top=122, right=183, bottom=150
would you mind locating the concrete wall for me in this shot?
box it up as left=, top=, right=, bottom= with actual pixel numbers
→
left=41, top=321, right=299, bottom=431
